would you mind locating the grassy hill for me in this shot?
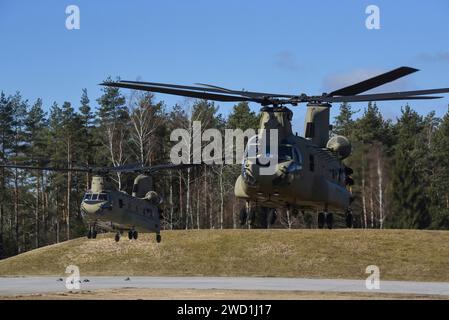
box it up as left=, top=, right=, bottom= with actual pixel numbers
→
left=0, top=229, right=449, bottom=282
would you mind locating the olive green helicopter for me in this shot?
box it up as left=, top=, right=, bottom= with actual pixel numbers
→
left=102, top=66, right=449, bottom=229
left=0, top=162, right=194, bottom=242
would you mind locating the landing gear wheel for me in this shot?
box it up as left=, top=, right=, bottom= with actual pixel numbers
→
left=326, top=212, right=334, bottom=229
left=317, top=212, right=325, bottom=229
left=92, top=230, right=97, bottom=239
left=239, top=207, right=247, bottom=226
left=128, top=230, right=133, bottom=240
left=156, top=234, right=162, bottom=243
left=115, top=232, right=120, bottom=242
left=345, top=212, right=354, bottom=228
left=133, top=230, right=138, bottom=240
left=87, top=230, right=92, bottom=239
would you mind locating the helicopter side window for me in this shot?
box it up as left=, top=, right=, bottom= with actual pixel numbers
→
left=91, top=194, right=99, bottom=201
left=98, top=193, right=108, bottom=201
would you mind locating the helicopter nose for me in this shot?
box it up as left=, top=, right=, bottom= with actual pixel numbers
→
left=81, top=201, right=110, bottom=218
left=243, top=159, right=294, bottom=188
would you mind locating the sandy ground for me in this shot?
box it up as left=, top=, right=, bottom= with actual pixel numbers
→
left=1, top=288, right=448, bottom=300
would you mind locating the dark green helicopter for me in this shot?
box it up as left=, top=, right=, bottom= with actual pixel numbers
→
left=0, top=162, right=194, bottom=242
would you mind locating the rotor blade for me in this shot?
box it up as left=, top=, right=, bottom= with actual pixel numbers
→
left=321, top=94, right=443, bottom=103
left=120, top=81, right=236, bottom=96
left=0, top=164, right=91, bottom=173
left=194, top=83, right=234, bottom=93
left=145, top=163, right=198, bottom=173
left=105, top=163, right=143, bottom=172
left=194, top=83, right=296, bottom=98
left=362, top=87, right=449, bottom=97
left=329, top=66, right=419, bottom=96
left=105, top=162, right=199, bottom=174
left=105, top=80, right=295, bottom=99
left=101, top=81, right=259, bottom=102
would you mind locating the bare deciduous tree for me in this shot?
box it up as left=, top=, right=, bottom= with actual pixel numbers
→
left=128, top=92, right=165, bottom=166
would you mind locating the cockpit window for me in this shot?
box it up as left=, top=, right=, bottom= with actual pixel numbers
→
left=244, top=136, right=277, bottom=159
left=244, top=136, right=303, bottom=165
left=84, top=193, right=109, bottom=203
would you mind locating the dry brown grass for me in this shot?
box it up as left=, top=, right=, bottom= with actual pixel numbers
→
left=0, top=229, right=449, bottom=281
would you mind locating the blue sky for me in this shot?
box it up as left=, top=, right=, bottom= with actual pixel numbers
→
left=1, top=0, right=449, bottom=133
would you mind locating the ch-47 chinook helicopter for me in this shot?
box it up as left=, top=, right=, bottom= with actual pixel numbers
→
left=0, top=162, right=194, bottom=242
left=102, top=66, right=449, bottom=229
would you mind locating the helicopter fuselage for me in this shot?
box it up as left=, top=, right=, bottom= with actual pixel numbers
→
left=235, top=105, right=352, bottom=213
left=81, top=190, right=161, bottom=232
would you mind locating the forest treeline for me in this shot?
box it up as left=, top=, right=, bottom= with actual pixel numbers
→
left=1, top=81, right=449, bottom=258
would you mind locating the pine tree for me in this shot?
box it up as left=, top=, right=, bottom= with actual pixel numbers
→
left=47, top=102, right=65, bottom=243
left=386, top=105, right=431, bottom=229
left=9, top=93, right=28, bottom=253
left=430, top=106, right=449, bottom=228
left=227, top=102, right=259, bottom=131
left=78, top=89, right=96, bottom=190
left=79, top=89, right=94, bottom=129
left=96, top=78, right=127, bottom=126
left=24, top=98, right=47, bottom=161
left=354, top=102, right=391, bottom=146
left=387, top=149, right=430, bottom=228
left=60, top=101, right=84, bottom=240
left=0, top=92, right=14, bottom=258
left=24, top=98, right=47, bottom=248
left=332, top=103, right=357, bottom=138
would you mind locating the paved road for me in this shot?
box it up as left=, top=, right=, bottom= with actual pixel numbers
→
left=1, top=277, right=449, bottom=296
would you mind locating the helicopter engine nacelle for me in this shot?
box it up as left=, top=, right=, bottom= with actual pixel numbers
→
left=144, top=191, right=162, bottom=205
left=326, top=135, right=352, bottom=159
left=91, top=176, right=106, bottom=193
left=132, top=174, right=153, bottom=198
